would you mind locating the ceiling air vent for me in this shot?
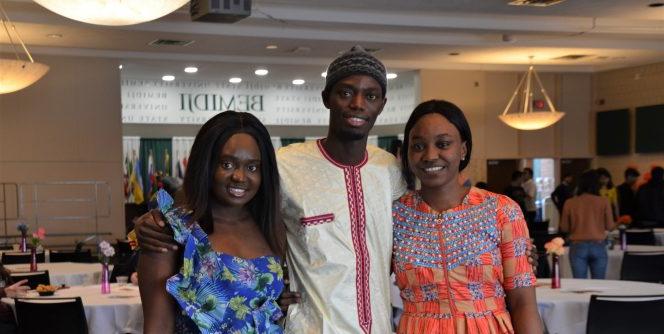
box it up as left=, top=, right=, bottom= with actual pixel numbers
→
left=148, top=39, right=195, bottom=47
left=553, top=54, right=592, bottom=60
left=191, top=0, right=251, bottom=23
left=508, top=0, right=567, bottom=7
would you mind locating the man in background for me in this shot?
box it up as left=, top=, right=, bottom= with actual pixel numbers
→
left=551, top=174, right=574, bottom=214
left=522, top=167, right=538, bottom=225
left=635, top=166, right=664, bottom=228
left=504, top=170, right=527, bottom=215
left=617, top=167, right=640, bottom=219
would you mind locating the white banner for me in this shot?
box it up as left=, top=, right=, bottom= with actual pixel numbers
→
left=121, top=72, right=418, bottom=126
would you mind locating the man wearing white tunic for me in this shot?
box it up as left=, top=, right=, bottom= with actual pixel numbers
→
left=279, top=46, right=405, bottom=334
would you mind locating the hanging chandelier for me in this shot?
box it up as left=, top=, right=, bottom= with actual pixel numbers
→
left=499, top=63, right=565, bottom=131
left=0, top=2, right=49, bottom=94
left=33, top=0, right=189, bottom=26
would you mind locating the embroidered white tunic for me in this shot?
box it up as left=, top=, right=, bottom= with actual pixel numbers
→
left=278, top=140, right=406, bottom=334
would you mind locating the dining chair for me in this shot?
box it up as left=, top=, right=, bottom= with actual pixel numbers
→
left=620, top=251, right=664, bottom=283
left=14, top=297, right=88, bottom=334
left=625, top=228, right=656, bottom=245
left=586, top=294, right=664, bottom=334
left=9, top=270, right=50, bottom=289
left=1, top=251, right=45, bottom=265
left=50, top=249, right=93, bottom=263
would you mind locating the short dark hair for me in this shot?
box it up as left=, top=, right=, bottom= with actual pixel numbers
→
left=596, top=167, right=614, bottom=188
left=523, top=167, right=533, bottom=177
left=401, top=100, right=472, bottom=190
left=512, top=170, right=524, bottom=181
left=183, top=111, right=285, bottom=257
left=624, top=167, right=640, bottom=179
left=577, top=169, right=600, bottom=196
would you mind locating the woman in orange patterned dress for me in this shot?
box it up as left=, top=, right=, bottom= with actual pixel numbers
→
left=393, top=100, right=542, bottom=333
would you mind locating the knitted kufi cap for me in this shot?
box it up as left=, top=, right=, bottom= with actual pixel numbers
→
left=324, top=45, right=387, bottom=95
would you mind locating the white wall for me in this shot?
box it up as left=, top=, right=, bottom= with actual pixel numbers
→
left=0, top=55, right=124, bottom=246
left=419, top=69, right=593, bottom=184
left=593, top=62, right=664, bottom=182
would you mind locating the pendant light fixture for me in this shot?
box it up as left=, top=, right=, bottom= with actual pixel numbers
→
left=0, top=2, right=49, bottom=94
left=33, top=0, right=189, bottom=26
left=499, top=58, right=565, bottom=130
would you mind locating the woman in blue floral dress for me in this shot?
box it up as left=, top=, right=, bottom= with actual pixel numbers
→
left=138, top=111, right=286, bottom=334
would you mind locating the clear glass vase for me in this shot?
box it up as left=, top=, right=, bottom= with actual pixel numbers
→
left=20, top=233, right=27, bottom=252
left=30, top=247, right=38, bottom=272
left=101, top=262, right=111, bottom=294
left=551, top=254, right=561, bottom=289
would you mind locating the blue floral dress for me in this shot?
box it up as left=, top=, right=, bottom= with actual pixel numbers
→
left=153, top=190, right=284, bottom=334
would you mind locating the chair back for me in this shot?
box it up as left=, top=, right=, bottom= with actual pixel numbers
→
left=587, top=294, right=664, bottom=334
left=626, top=229, right=656, bottom=245
left=620, top=251, right=664, bottom=283
left=9, top=270, right=50, bottom=289
left=1, top=251, right=46, bottom=265
left=50, top=249, right=93, bottom=263
left=15, top=297, right=88, bottom=334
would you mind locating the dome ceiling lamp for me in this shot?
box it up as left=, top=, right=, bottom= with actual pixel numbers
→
left=499, top=58, right=565, bottom=130
left=0, top=2, right=49, bottom=94
left=33, top=0, right=190, bottom=26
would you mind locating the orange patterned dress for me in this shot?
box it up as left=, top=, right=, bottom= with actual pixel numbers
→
left=392, top=188, right=536, bottom=334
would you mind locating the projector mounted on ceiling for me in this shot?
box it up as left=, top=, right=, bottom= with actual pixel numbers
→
left=190, top=0, right=251, bottom=23
left=508, top=0, right=567, bottom=7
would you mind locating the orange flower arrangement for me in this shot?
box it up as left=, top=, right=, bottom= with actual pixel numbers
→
left=618, top=215, right=632, bottom=225
left=544, top=237, right=566, bottom=256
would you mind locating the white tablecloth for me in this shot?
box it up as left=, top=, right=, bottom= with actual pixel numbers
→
left=5, top=262, right=104, bottom=286
left=537, top=278, right=664, bottom=334
left=2, top=283, right=143, bottom=334
left=553, top=245, right=664, bottom=279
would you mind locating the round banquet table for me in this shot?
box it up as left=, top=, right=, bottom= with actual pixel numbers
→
left=608, top=228, right=664, bottom=246
left=1, top=283, right=142, bottom=334
left=5, top=262, right=104, bottom=287
left=537, top=278, right=664, bottom=334
left=552, top=245, right=664, bottom=279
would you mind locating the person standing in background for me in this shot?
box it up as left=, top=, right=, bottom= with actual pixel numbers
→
left=504, top=170, right=528, bottom=215
left=560, top=169, right=615, bottom=279
left=551, top=174, right=574, bottom=214
left=617, top=167, right=640, bottom=219
left=597, top=167, right=619, bottom=220
left=522, top=167, right=538, bottom=225
left=635, top=166, right=664, bottom=228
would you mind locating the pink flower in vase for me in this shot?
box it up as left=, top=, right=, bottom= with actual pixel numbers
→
left=30, top=228, right=46, bottom=248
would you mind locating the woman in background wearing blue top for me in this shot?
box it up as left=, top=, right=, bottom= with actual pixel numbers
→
left=138, top=111, right=286, bottom=333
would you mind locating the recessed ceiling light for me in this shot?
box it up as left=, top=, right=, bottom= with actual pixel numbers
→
left=229, top=77, right=242, bottom=84
left=162, top=75, right=175, bottom=81
left=265, top=45, right=278, bottom=50
left=386, top=73, right=397, bottom=80
left=255, top=68, right=269, bottom=76
left=46, top=33, right=62, bottom=38
left=648, top=3, right=664, bottom=7
left=292, top=79, right=305, bottom=85
left=449, top=52, right=460, bottom=56
left=118, top=64, right=123, bottom=70
left=184, top=66, right=198, bottom=73
left=321, top=71, right=327, bottom=78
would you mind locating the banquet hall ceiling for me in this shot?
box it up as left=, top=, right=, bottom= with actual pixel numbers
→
left=0, top=0, right=662, bottom=73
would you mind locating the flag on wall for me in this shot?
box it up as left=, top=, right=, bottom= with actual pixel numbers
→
left=147, top=149, right=157, bottom=199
